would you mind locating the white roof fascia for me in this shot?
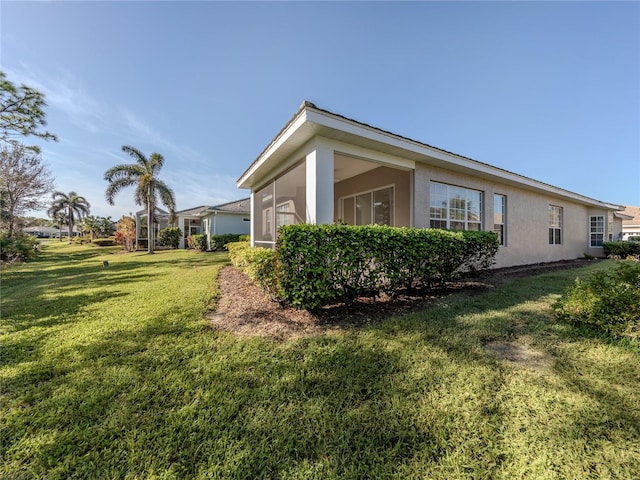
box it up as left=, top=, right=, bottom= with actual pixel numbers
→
left=305, top=107, right=622, bottom=210
left=239, top=103, right=622, bottom=211
left=237, top=109, right=308, bottom=188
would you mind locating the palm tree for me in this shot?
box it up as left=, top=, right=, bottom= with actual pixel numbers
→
left=50, top=211, right=67, bottom=242
left=104, top=145, right=176, bottom=254
left=48, top=191, right=91, bottom=242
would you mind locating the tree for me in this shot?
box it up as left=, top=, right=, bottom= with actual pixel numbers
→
left=0, top=141, right=55, bottom=237
left=50, top=211, right=67, bottom=241
left=48, top=191, right=91, bottom=242
left=0, top=70, right=57, bottom=151
left=79, top=215, right=114, bottom=239
left=104, top=145, right=176, bottom=254
left=115, top=215, right=136, bottom=252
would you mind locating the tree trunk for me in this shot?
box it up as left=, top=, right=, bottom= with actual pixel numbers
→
left=147, top=203, right=154, bottom=254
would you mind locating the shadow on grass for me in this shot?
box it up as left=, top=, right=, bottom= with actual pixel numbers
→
left=2, top=258, right=637, bottom=479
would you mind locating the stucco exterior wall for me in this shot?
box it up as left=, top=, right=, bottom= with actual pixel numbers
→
left=210, top=212, right=250, bottom=235
left=333, top=166, right=412, bottom=227
left=413, top=164, right=606, bottom=268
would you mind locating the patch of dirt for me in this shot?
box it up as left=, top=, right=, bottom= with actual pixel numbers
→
left=207, top=258, right=596, bottom=340
left=483, top=337, right=554, bottom=371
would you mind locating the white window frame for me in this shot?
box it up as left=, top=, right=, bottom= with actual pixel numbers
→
left=549, top=205, right=563, bottom=245
left=494, top=194, right=506, bottom=246
left=429, top=181, right=483, bottom=231
left=590, top=215, right=605, bottom=248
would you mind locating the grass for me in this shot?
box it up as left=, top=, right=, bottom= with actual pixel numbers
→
left=1, top=242, right=639, bottom=479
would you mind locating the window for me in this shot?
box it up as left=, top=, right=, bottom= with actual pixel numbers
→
left=276, top=201, right=295, bottom=228
left=494, top=194, right=506, bottom=246
left=429, top=182, right=482, bottom=231
left=549, top=205, right=562, bottom=245
left=590, top=215, right=604, bottom=247
left=341, top=186, right=394, bottom=226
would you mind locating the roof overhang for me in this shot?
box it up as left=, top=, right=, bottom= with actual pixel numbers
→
left=237, top=101, right=623, bottom=210
left=615, top=212, right=635, bottom=220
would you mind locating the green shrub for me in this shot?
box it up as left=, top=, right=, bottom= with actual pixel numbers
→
left=243, top=247, right=281, bottom=302
left=226, top=241, right=281, bottom=301
left=210, top=234, right=244, bottom=251
left=628, top=236, right=640, bottom=243
left=553, top=260, right=640, bottom=338
left=239, top=234, right=250, bottom=242
left=158, top=227, right=182, bottom=249
left=603, top=241, right=640, bottom=258
left=276, top=225, right=499, bottom=311
left=0, top=234, right=37, bottom=262
left=190, top=234, right=208, bottom=251
left=227, top=241, right=251, bottom=268
left=92, top=238, right=117, bottom=247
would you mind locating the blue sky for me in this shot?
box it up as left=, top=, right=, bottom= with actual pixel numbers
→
left=2, top=1, right=639, bottom=219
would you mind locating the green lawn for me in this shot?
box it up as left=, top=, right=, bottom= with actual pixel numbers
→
left=1, top=242, right=639, bottom=479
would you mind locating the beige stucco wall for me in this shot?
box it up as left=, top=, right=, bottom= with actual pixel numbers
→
left=414, top=164, right=610, bottom=269
left=334, top=166, right=412, bottom=227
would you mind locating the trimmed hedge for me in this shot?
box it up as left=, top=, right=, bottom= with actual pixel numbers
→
left=603, top=241, right=640, bottom=258
left=227, top=241, right=280, bottom=301
left=553, top=260, right=640, bottom=338
left=210, top=234, right=246, bottom=251
left=277, top=225, right=499, bottom=311
left=92, top=238, right=117, bottom=247
left=190, top=234, right=208, bottom=251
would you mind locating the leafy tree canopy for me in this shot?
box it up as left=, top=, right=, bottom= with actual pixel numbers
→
left=0, top=71, right=57, bottom=151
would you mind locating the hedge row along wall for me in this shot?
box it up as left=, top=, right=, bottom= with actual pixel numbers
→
left=603, top=241, right=640, bottom=258
left=275, top=225, right=499, bottom=311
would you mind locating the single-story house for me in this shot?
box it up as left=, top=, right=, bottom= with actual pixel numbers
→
left=174, top=199, right=250, bottom=249
left=135, top=199, right=250, bottom=250
left=237, top=101, right=626, bottom=269
left=620, top=205, right=640, bottom=240
left=23, top=226, right=62, bottom=238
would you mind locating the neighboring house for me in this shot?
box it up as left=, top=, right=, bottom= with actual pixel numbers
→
left=620, top=205, right=640, bottom=240
left=174, top=199, right=250, bottom=249
left=135, top=200, right=250, bottom=250
left=135, top=207, right=171, bottom=250
left=23, top=226, right=62, bottom=238
left=237, top=101, right=626, bottom=269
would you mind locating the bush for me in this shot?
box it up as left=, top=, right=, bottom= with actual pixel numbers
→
left=92, top=238, right=117, bottom=247
left=210, top=234, right=244, bottom=251
left=158, top=227, right=182, bottom=249
left=227, top=240, right=281, bottom=301
left=0, top=234, right=37, bottom=262
left=190, top=234, right=208, bottom=251
left=603, top=241, right=640, bottom=258
left=276, top=225, right=499, bottom=311
left=553, top=260, right=640, bottom=338
left=227, top=240, right=251, bottom=268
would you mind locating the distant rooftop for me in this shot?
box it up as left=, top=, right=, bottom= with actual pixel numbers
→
left=176, top=198, right=250, bottom=216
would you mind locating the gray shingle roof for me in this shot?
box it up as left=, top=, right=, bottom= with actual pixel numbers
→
left=176, top=198, right=250, bottom=216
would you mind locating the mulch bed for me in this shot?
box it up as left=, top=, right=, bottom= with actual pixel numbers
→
left=206, top=258, right=596, bottom=340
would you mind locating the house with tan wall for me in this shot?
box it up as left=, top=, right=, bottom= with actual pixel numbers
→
left=237, top=101, right=625, bottom=268
left=620, top=205, right=640, bottom=241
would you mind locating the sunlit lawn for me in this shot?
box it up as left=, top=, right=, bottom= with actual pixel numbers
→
left=1, top=242, right=639, bottom=479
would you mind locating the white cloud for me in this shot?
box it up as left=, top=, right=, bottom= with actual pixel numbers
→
left=4, top=63, right=109, bottom=133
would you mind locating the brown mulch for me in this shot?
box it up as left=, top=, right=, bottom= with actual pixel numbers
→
left=206, top=258, right=596, bottom=340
